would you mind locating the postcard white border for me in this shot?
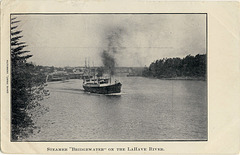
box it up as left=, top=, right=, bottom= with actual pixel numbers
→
left=1, top=0, right=240, bottom=154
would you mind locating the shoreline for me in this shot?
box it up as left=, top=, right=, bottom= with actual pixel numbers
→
left=141, top=76, right=206, bottom=81
left=160, top=77, right=206, bottom=81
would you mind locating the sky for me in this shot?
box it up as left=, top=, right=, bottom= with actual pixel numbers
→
left=12, top=14, right=206, bottom=67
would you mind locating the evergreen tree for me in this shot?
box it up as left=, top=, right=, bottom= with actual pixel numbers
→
left=11, top=17, right=49, bottom=141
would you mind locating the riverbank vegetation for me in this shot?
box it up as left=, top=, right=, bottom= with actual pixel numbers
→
left=142, top=54, right=206, bottom=80
left=11, top=17, right=49, bottom=141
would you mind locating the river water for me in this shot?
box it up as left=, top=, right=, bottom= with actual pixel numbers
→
left=27, top=77, right=207, bottom=141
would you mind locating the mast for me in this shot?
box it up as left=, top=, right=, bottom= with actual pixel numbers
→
left=110, top=67, right=111, bottom=84
left=93, top=61, right=96, bottom=83
left=88, top=57, right=90, bottom=79
left=88, top=57, right=90, bottom=68
left=84, top=58, right=87, bottom=83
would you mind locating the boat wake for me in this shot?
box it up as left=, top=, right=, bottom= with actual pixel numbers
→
left=61, top=88, right=85, bottom=92
left=83, top=91, right=126, bottom=96
left=105, top=92, right=126, bottom=96
left=56, top=88, right=126, bottom=96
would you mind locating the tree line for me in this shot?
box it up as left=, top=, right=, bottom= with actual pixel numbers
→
left=11, top=17, right=49, bottom=141
left=142, top=54, right=206, bottom=80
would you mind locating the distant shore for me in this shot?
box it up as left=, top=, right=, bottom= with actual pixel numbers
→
left=142, top=76, right=206, bottom=81
left=160, top=77, right=206, bottom=81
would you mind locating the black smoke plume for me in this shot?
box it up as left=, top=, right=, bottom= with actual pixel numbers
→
left=101, top=28, right=125, bottom=75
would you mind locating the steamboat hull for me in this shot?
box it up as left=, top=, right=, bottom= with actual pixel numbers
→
left=83, top=82, right=122, bottom=94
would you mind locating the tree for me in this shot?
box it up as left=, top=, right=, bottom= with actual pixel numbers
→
left=11, top=17, right=49, bottom=141
left=143, top=54, right=206, bottom=80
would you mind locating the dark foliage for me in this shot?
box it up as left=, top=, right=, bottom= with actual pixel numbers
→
left=11, top=17, right=49, bottom=141
left=142, top=54, right=206, bottom=79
